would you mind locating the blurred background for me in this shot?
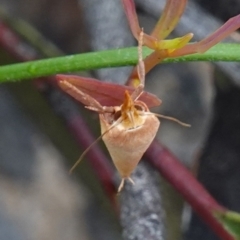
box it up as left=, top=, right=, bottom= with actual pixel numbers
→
left=0, top=0, right=239, bottom=239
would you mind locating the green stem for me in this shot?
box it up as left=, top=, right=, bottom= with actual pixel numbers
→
left=0, top=43, right=240, bottom=83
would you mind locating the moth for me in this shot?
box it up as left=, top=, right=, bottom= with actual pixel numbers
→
left=56, top=31, right=189, bottom=192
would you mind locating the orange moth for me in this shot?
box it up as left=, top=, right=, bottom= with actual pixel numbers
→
left=56, top=32, right=189, bottom=192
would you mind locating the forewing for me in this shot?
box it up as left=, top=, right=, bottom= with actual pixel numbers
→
left=56, top=74, right=161, bottom=108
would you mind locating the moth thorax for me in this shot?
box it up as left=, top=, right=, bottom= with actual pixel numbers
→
left=101, top=100, right=149, bottom=130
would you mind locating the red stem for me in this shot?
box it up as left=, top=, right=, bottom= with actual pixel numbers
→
left=145, top=140, right=234, bottom=240
left=0, top=21, right=36, bottom=61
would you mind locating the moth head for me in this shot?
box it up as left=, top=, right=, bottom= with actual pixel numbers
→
left=120, top=90, right=146, bottom=129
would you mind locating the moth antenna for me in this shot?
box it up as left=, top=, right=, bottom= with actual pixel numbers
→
left=69, top=133, right=105, bottom=174
left=69, top=117, right=124, bottom=174
left=143, top=112, right=191, bottom=127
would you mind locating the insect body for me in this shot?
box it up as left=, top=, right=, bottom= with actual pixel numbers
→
left=99, top=90, right=160, bottom=191
left=57, top=31, right=188, bottom=192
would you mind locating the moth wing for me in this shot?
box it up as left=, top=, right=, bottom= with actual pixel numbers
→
left=56, top=74, right=162, bottom=108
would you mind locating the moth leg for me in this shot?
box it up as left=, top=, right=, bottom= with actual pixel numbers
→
left=128, top=177, right=135, bottom=185
left=85, top=105, right=114, bottom=113
left=118, top=178, right=125, bottom=192
left=59, top=80, right=113, bottom=113
left=131, top=29, right=145, bottom=101
left=117, top=177, right=135, bottom=192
